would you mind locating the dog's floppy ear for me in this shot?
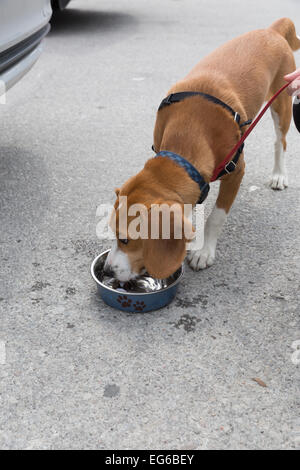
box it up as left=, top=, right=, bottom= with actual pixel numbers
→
left=142, top=201, right=194, bottom=279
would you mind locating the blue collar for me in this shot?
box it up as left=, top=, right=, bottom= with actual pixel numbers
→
left=155, top=150, right=210, bottom=204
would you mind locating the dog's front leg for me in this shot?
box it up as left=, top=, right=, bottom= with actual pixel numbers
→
left=187, top=157, right=245, bottom=270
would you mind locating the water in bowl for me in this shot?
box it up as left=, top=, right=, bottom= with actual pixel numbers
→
left=101, top=273, right=169, bottom=293
left=94, top=253, right=180, bottom=294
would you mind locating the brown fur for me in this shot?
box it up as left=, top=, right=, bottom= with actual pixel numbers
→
left=111, top=18, right=299, bottom=278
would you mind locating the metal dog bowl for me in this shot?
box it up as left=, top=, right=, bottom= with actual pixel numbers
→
left=91, top=250, right=183, bottom=312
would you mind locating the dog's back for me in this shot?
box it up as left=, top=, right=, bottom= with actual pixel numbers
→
left=170, top=18, right=300, bottom=120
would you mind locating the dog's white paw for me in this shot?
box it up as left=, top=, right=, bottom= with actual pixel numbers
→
left=187, top=245, right=216, bottom=271
left=270, top=173, right=288, bottom=190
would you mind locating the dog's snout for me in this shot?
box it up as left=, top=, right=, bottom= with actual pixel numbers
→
left=104, top=263, right=115, bottom=277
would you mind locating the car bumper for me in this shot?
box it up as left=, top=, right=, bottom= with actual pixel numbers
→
left=0, top=24, right=50, bottom=97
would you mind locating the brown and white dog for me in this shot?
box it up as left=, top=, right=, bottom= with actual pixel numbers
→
left=105, top=18, right=300, bottom=281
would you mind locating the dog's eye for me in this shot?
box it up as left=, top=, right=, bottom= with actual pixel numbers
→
left=119, top=238, right=129, bottom=245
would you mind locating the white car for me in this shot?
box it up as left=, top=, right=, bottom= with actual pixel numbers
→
left=0, top=0, right=52, bottom=99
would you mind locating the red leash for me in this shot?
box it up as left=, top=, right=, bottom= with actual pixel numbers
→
left=211, top=83, right=290, bottom=182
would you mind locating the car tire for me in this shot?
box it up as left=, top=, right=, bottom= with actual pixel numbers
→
left=51, top=0, right=70, bottom=11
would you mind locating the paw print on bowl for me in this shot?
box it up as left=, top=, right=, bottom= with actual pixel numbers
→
left=133, top=300, right=146, bottom=312
left=117, top=295, right=132, bottom=308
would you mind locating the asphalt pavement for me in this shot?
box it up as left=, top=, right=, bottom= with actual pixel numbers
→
left=0, top=0, right=299, bottom=450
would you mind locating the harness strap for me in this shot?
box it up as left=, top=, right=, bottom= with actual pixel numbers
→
left=240, top=119, right=253, bottom=127
left=153, top=84, right=289, bottom=200
left=155, top=91, right=252, bottom=184
left=211, top=82, right=290, bottom=181
left=159, top=91, right=238, bottom=120
left=213, top=143, right=244, bottom=179
left=155, top=151, right=210, bottom=204
left=158, top=91, right=252, bottom=129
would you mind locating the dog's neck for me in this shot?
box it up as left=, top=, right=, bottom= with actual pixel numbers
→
left=143, top=156, right=205, bottom=206
left=149, top=129, right=215, bottom=205
left=151, top=98, right=242, bottom=205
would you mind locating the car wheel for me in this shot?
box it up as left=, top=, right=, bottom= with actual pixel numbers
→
left=51, top=0, right=70, bottom=11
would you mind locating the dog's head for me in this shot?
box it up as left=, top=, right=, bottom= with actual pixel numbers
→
left=104, top=169, right=195, bottom=281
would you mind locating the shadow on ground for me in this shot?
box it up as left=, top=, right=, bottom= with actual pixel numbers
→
left=50, top=8, right=137, bottom=36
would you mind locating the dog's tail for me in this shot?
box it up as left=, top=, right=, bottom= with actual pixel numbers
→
left=269, top=18, right=300, bottom=51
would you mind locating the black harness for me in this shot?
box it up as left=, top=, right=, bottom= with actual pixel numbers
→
left=153, top=91, right=252, bottom=203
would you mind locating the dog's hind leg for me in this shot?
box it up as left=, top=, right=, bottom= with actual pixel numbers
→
left=270, top=97, right=291, bottom=190
left=269, top=50, right=294, bottom=190
left=188, top=157, right=245, bottom=270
